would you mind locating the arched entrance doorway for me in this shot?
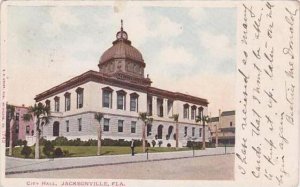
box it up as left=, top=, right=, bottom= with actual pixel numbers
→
left=157, top=125, right=163, bottom=139
left=53, top=121, right=60, bottom=136
left=147, top=124, right=152, bottom=136
left=167, top=126, right=174, bottom=140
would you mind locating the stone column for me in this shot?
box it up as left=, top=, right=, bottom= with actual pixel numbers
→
left=163, top=99, right=168, bottom=117
left=152, top=96, right=157, bottom=116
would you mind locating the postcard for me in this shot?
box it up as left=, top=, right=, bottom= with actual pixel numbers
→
left=0, top=1, right=299, bottom=187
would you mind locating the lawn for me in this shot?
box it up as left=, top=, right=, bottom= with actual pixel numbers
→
left=6, top=146, right=190, bottom=159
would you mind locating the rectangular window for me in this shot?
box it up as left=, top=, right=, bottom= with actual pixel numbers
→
left=65, top=95, right=71, bottom=111
left=16, top=113, right=20, bottom=121
left=103, top=118, right=110, bottom=132
left=26, top=125, right=30, bottom=135
left=77, top=91, right=83, bottom=108
left=118, top=120, right=123, bottom=132
left=131, top=121, right=136, bottom=133
left=54, top=98, right=60, bottom=112
left=15, top=123, right=19, bottom=133
left=103, top=90, right=111, bottom=108
left=66, top=120, right=69, bottom=132
left=130, top=97, right=137, bottom=111
left=184, top=126, right=188, bottom=136
left=230, top=122, right=233, bottom=126
left=199, top=128, right=202, bottom=137
left=78, top=118, right=82, bottom=131
left=192, top=127, right=195, bottom=136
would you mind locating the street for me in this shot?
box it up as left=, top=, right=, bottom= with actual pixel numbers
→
left=7, top=154, right=234, bottom=180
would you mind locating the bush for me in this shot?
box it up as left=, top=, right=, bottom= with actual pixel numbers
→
left=63, top=150, right=70, bottom=157
left=166, top=135, right=170, bottom=140
left=22, top=140, right=28, bottom=146
left=53, top=137, right=68, bottom=146
left=43, top=140, right=54, bottom=157
left=16, top=139, right=23, bottom=146
left=158, top=140, right=163, bottom=147
left=167, top=143, right=171, bottom=147
left=54, top=147, right=64, bottom=158
left=21, top=146, right=32, bottom=158
left=39, top=137, right=47, bottom=146
left=186, top=141, right=215, bottom=148
left=151, top=140, right=156, bottom=147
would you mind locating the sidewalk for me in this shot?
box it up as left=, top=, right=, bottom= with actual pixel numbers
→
left=5, top=147, right=234, bottom=175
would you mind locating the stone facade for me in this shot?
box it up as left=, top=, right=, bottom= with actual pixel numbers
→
left=208, top=110, right=235, bottom=145
left=5, top=105, right=35, bottom=147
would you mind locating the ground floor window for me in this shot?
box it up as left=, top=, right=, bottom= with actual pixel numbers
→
left=66, top=120, right=69, bottom=132
left=78, top=118, right=82, bottom=131
left=131, top=121, right=136, bottom=133
left=184, top=126, right=188, bottom=137
left=199, top=128, right=202, bottom=137
left=26, top=125, right=30, bottom=134
left=118, top=120, right=123, bottom=132
left=104, top=118, right=110, bottom=132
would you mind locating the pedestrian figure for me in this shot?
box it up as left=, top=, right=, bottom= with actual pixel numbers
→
left=130, top=139, right=135, bottom=156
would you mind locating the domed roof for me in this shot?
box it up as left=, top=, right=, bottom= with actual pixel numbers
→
left=99, top=40, right=144, bottom=64
left=99, top=20, right=144, bottom=65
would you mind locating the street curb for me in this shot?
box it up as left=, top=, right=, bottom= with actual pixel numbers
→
left=5, top=153, right=234, bottom=175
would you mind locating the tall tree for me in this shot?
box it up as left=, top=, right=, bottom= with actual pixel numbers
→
left=196, top=110, right=209, bottom=150
left=7, top=104, right=15, bottom=156
left=23, top=103, right=51, bottom=159
left=138, top=112, right=153, bottom=152
left=170, top=114, right=179, bottom=150
left=94, top=112, right=104, bottom=156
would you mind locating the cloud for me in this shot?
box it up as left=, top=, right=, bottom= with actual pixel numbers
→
left=188, top=7, right=207, bottom=22
left=42, top=7, right=80, bottom=36
left=198, top=31, right=235, bottom=60
left=151, top=72, right=235, bottom=117
left=157, top=45, right=196, bottom=65
left=151, top=16, right=183, bottom=39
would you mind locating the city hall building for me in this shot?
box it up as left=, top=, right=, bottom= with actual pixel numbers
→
left=35, top=23, right=209, bottom=147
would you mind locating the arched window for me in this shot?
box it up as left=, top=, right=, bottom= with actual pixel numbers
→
left=76, top=87, right=84, bottom=109
left=54, top=96, right=60, bottom=112
left=130, top=93, right=139, bottom=112
left=102, top=87, right=113, bottom=108
left=191, top=105, right=196, bottom=120
left=157, top=125, right=163, bottom=139
left=117, top=90, right=127, bottom=110
left=147, top=124, right=152, bottom=136
left=183, top=104, right=189, bottom=119
left=64, top=92, right=71, bottom=111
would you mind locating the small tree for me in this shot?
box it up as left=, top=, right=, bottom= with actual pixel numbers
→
left=138, top=112, right=153, bottom=152
left=151, top=140, right=156, bottom=147
left=170, top=114, right=179, bottom=150
left=7, top=104, right=15, bottom=156
left=21, top=146, right=32, bottom=158
left=43, top=140, right=54, bottom=157
left=95, top=112, right=104, bottom=156
left=196, top=108, right=209, bottom=150
left=23, top=103, right=51, bottom=159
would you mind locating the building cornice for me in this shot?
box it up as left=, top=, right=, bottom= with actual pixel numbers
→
left=35, top=70, right=208, bottom=106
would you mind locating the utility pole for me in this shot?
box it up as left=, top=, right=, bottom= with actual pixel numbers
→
left=216, top=109, right=221, bottom=147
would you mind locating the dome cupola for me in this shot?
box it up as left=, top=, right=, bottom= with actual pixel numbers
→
left=98, top=20, right=146, bottom=79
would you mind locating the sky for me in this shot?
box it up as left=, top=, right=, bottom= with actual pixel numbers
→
left=6, top=4, right=236, bottom=117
